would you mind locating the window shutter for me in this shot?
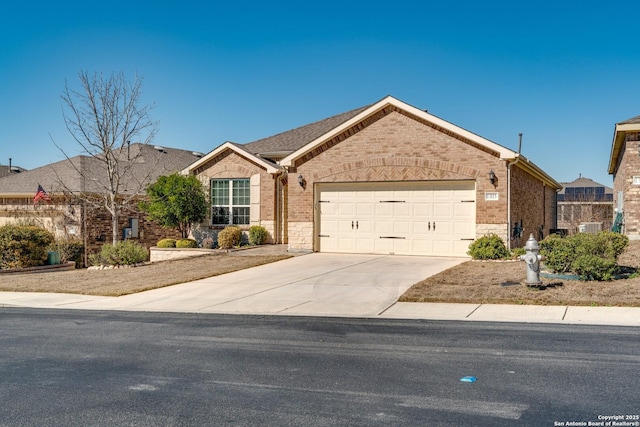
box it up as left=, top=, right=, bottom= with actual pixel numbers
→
left=250, top=174, right=260, bottom=224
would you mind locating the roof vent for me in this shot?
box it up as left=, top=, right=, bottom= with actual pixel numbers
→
left=192, top=151, right=204, bottom=158
left=153, top=145, right=166, bottom=153
left=9, top=166, right=21, bottom=173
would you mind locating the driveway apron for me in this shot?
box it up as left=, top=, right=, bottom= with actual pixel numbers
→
left=68, top=253, right=465, bottom=316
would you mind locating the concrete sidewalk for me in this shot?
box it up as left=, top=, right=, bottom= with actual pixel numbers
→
left=1, top=292, right=639, bottom=326
left=0, top=249, right=639, bottom=326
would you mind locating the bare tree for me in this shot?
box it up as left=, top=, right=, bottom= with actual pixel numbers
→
left=55, top=71, right=158, bottom=245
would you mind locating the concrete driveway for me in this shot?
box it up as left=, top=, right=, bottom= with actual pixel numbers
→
left=51, top=253, right=465, bottom=316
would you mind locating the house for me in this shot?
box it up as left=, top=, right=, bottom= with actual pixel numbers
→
left=557, top=176, right=613, bottom=234
left=184, top=96, right=561, bottom=256
left=0, top=143, right=204, bottom=262
left=608, top=115, right=640, bottom=239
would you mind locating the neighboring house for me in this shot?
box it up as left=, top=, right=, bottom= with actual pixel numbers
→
left=0, top=143, right=204, bottom=263
left=184, top=96, right=561, bottom=256
left=0, top=163, right=27, bottom=178
left=608, top=115, right=640, bottom=239
left=557, top=176, right=613, bottom=234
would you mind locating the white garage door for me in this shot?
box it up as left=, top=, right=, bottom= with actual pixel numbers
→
left=316, top=181, right=476, bottom=257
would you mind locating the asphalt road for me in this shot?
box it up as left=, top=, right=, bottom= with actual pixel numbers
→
left=0, top=308, right=638, bottom=426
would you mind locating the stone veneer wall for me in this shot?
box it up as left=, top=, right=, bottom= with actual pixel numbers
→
left=476, top=223, right=509, bottom=243
left=286, top=221, right=313, bottom=252
left=149, top=247, right=217, bottom=262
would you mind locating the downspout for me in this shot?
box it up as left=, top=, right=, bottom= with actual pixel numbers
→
left=507, top=133, right=523, bottom=251
left=275, top=170, right=284, bottom=244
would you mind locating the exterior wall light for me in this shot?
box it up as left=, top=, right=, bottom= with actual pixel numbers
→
left=489, top=169, right=496, bottom=185
left=298, top=174, right=305, bottom=188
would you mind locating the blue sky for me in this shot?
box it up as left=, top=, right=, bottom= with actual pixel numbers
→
left=2, top=1, right=639, bottom=187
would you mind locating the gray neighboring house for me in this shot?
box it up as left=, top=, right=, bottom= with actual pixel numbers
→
left=0, top=143, right=204, bottom=263
left=0, top=163, right=27, bottom=178
left=557, top=176, right=614, bottom=234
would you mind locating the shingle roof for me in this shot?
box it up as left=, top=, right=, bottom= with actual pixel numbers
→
left=242, top=105, right=371, bottom=155
left=0, top=164, right=27, bottom=178
left=558, top=176, right=613, bottom=194
left=0, top=143, right=203, bottom=196
left=619, top=115, right=640, bottom=125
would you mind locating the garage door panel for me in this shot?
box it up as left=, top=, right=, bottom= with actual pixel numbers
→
left=391, top=238, right=411, bottom=254
left=374, top=220, right=393, bottom=234
left=393, top=220, right=411, bottom=235
left=356, top=203, right=373, bottom=216
left=393, top=203, right=411, bottom=218
left=317, top=181, right=475, bottom=257
left=374, top=238, right=393, bottom=253
left=338, top=204, right=355, bottom=216
left=411, top=238, right=432, bottom=255
left=454, top=203, right=475, bottom=217
left=413, top=202, right=431, bottom=217
left=433, top=202, right=453, bottom=218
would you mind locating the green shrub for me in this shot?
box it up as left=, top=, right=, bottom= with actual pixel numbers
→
left=540, top=234, right=575, bottom=274
left=467, top=234, right=509, bottom=260
left=176, top=238, right=198, bottom=248
left=510, top=247, right=526, bottom=259
left=90, top=241, right=148, bottom=266
left=595, top=231, right=628, bottom=260
left=571, top=254, right=617, bottom=281
left=540, top=231, right=629, bottom=280
left=157, top=238, right=177, bottom=248
left=0, top=225, right=55, bottom=269
left=249, top=226, right=268, bottom=245
left=218, top=226, right=242, bottom=249
left=49, top=238, right=84, bottom=267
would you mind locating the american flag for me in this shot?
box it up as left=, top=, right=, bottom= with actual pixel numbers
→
left=33, top=184, right=52, bottom=204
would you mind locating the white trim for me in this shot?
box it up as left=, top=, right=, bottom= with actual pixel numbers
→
left=615, top=123, right=640, bottom=132
left=182, top=142, right=281, bottom=175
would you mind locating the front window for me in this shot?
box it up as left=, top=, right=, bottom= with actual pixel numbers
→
left=211, top=179, right=250, bottom=225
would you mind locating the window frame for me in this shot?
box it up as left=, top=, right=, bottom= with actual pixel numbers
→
left=210, top=178, right=251, bottom=226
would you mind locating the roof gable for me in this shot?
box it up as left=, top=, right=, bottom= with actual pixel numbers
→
left=183, top=142, right=282, bottom=175
left=279, top=96, right=517, bottom=167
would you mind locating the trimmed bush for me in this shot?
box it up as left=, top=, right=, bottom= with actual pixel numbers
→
left=157, top=238, right=177, bottom=248
left=510, top=247, right=526, bottom=259
left=540, top=231, right=629, bottom=280
left=572, top=254, right=617, bottom=281
left=467, top=234, right=509, bottom=260
left=176, top=238, right=198, bottom=248
left=539, top=234, right=575, bottom=274
left=89, top=241, right=148, bottom=266
left=218, top=226, right=242, bottom=249
left=0, top=225, right=55, bottom=269
left=49, top=238, right=84, bottom=267
left=249, top=226, right=268, bottom=246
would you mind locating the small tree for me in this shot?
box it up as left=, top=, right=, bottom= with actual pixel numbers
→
left=141, top=174, right=207, bottom=238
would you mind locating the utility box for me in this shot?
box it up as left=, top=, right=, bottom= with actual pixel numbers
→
left=129, top=218, right=139, bottom=238
left=47, top=251, right=60, bottom=265
left=579, top=222, right=602, bottom=234
left=123, top=227, right=132, bottom=240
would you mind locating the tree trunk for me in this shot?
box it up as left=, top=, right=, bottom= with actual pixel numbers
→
left=111, top=201, right=119, bottom=245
